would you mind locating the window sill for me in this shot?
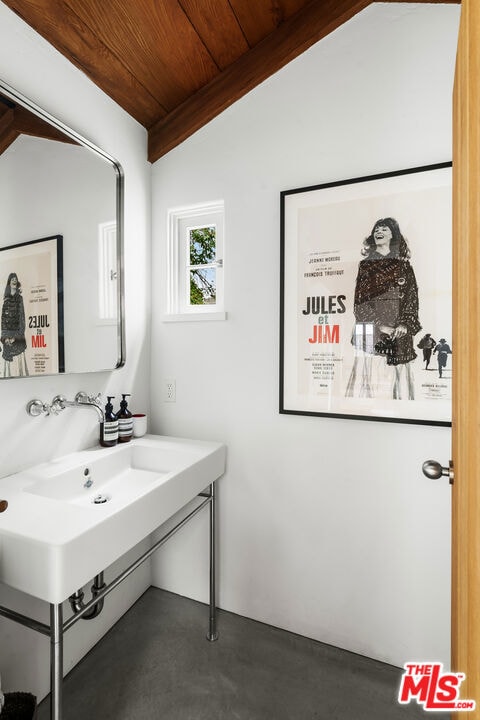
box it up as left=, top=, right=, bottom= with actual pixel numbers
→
left=161, top=311, right=227, bottom=323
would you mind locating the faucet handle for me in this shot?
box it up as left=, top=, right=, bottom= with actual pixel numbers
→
left=51, top=395, right=67, bottom=414
left=26, top=399, right=50, bottom=417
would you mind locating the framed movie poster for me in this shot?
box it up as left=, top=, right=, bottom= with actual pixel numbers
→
left=280, top=163, right=452, bottom=426
left=0, top=235, right=64, bottom=377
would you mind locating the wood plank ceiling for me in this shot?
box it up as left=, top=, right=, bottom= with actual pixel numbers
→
left=1, top=0, right=460, bottom=163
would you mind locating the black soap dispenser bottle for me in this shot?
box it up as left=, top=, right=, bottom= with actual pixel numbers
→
left=117, top=393, right=133, bottom=443
left=100, top=396, right=119, bottom=447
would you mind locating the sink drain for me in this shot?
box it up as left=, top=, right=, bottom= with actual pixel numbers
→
left=92, top=493, right=110, bottom=504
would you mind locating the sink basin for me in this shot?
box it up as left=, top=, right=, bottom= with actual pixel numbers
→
left=24, top=444, right=174, bottom=506
left=0, top=435, right=225, bottom=603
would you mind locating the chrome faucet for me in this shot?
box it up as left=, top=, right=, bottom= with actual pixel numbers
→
left=26, top=392, right=104, bottom=422
left=52, top=392, right=104, bottom=422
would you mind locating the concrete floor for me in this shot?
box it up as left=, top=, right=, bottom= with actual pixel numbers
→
left=38, top=588, right=448, bottom=719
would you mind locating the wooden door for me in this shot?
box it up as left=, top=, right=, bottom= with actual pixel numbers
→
left=452, top=0, right=480, bottom=715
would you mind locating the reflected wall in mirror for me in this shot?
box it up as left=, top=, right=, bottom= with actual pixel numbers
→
left=0, top=80, right=125, bottom=378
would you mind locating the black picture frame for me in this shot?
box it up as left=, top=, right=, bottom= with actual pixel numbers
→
left=280, top=162, right=452, bottom=426
left=0, top=235, right=64, bottom=377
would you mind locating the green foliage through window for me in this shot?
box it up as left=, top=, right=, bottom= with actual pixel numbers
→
left=189, top=226, right=216, bottom=305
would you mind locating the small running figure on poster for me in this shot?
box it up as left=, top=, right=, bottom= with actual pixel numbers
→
left=434, top=338, right=452, bottom=378
left=417, top=333, right=436, bottom=370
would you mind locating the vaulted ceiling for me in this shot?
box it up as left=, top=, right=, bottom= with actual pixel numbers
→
left=1, top=0, right=459, bottom=163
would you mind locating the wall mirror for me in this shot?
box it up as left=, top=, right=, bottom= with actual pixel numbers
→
left=0, top=79, right=125, bottom=378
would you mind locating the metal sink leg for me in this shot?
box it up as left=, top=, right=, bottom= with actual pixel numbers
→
left=207, top=481, right=218, bottom=642
left=50, top=603, right=63, bottom=720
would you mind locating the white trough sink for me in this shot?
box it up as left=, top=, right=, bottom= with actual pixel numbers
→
left=0, top=435, right=226, bottom=603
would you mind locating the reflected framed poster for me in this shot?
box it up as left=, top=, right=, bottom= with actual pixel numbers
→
left=280, top=163, right=452, bottom=425
left=0, top=235, right=64, bottom=377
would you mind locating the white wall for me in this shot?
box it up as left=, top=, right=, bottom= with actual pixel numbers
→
left=150, top=3, right=460, bottom=668
left=0, top=4, right=151, bottom=701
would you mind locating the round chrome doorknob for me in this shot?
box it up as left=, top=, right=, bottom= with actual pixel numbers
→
left=422, top=460, right=454, bottom=483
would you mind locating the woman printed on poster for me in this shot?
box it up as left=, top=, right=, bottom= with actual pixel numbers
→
left=345, top=217, right=421, bottom=400
left=1, top=272, right=28, bottom=376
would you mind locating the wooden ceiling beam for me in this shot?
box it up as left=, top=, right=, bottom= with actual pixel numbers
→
left=0, top=107, right=17, bottom=155
left=148, top=0, right=373, bottom=162
left=0, top=101, right=78, bottom=154
left=0, top=128, right=20, bottom=156
left=0, top=107, right=15, bottom=136
left=3, top=0, right=461, bottom=163
left=148, top=0, right=461, bottom=162
left=12, top=105, right=78, bottom=144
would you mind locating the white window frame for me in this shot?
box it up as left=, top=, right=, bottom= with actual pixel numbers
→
left=165, top=200, right=225, bottom=321
left=98, top=220, right=117, bottom=324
